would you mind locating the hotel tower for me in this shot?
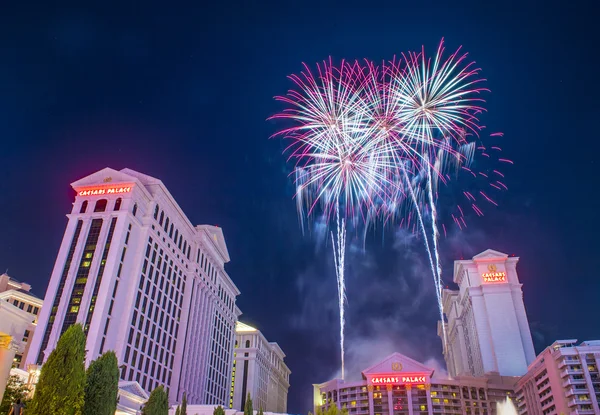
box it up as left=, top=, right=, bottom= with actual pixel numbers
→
left=26, top=168, right=241, bottom=405
left=440, top=249, right=536, bottom=378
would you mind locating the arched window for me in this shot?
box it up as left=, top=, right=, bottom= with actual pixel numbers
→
left=132, top=203, right=138, bottom=216
left=159, top=211, right=164, bottom=225
left=187, top=246, right=191, bottom=259
left=174, top=229, right=179, bottom=242
left=245, top=340, right=250, bottom=348
left=154, top=205, right=159, bottom=219
left=114, top=198, right=122, bottom=211
left=94, top=199, right=108, bottom=212
left=178, top=235, right=182, bottom=249
left=80, top=200, right=88, bottom=214
left=169, top=224, right=174, bottom=238
left=165, top=218, right=170, bottom=232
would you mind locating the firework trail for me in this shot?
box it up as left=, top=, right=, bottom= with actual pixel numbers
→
left=331, top=202, right=347, bottom=380
left=388, top=40, right=489, bottom=350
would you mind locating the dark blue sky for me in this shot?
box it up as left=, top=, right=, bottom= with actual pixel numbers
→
left=1, top=1, right=598, bottom=412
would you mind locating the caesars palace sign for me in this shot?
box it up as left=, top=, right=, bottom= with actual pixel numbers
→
left=78, top=186, right=133, bottom=197
left=481, top=263, right=506, bottom=283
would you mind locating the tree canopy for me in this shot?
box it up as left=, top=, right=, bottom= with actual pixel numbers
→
left=141, top=386, right=169, bottom=415
left=27, top=324, right=87, bottom=415
left=82, top=351, right=120, bottom=415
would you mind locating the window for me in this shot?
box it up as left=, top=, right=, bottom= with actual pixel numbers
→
left=80, top=200, right=88, bottom=213
left=159, top=211, right=164, bottom=225
left=245, top=340, right=250, bottom=348
left=94, top=199, right=108, bottom=212
left=114, top=198, right=122, bottom=211
left=154, top=205, right=159, bottom=219
left=132, top=203, right=138, bottom=216
left=165, top=218, right=170, bottom=232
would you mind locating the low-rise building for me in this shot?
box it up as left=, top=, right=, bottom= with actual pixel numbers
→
left=0, top=273, right=42, bottom=369
left=314, top=352, right=518, bottom=415
left=515, top=339, right=600, bottom=415
left=230, top=322, right=290, bottom=413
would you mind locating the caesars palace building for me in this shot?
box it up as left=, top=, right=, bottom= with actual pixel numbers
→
left=314, top=250, right=534, bottom=415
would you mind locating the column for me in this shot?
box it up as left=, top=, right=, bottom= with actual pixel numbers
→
left=406, top=385, right=414, bottom=415
left=425, top=384, right=433, bottom=415
left=367, top=385, right=374, bottom=415
left=386, top=385, right=394, bottom=415
left=0, top=336, right=17, bottom=403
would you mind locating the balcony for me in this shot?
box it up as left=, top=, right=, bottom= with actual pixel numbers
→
left=562, top=377, right=586, bottom=388
left=561, top=368, right=584, bottom=378
left=535, top=373, right=548, bottom=385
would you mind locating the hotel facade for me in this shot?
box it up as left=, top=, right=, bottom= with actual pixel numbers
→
left=0, top=273, right=43, bottom=369
left=26, top=167, right=241, bottom=407
left=230, top=322, right=290, bottom=413
left=440, top=249, right=536, bottom=378
left=515, top=339, right=600, bottom=415
left=314, top=352, right=517, bottom=415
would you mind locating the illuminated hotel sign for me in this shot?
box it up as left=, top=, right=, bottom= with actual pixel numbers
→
left=369, top=375, right=428, bottom=385
left=77, top=185, right=133, bottom=197
left=482, top=264, right=506, bottom=283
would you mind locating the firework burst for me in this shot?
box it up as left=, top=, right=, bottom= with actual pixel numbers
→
left=271, top=39, right=506, bottom=377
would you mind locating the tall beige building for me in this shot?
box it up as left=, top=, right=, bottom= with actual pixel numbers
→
left=440, top=249, right=536, bottom=378
left=230, top=322, right=290, bottom=413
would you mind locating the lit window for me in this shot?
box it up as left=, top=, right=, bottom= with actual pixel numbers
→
left=85, top=252, right=93, bottom=259
left=420, top=405, right=426, bottom=411
left=70, top=306, right=80, bottom=313
left=82, top=261, right=91, bottom=267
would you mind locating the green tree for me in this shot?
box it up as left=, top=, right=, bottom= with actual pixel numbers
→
left=213, top=405, right=225, bottom=415
left=181, top=392, right=187, bottom=415
left=0, top=375, right=29, bottom=413
left=258, top=407, right=264, bottom=415
left=82, top=351, right=119, bottom=415
left=311, top=404, right=347, bottom=415
left=27, top=324, right=86, bottom=415
left=175, top=406, right=181, bottom=415
left=141, top=386, right=169, bottom=415
left=244, top=393, right=253, bottom=415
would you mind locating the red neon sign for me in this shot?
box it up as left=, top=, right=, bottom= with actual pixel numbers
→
left=369, top=375, right=427, bottom=385
left=482, top=272, right=506, bottom=283
left=78, top=186, right=133, bottom=197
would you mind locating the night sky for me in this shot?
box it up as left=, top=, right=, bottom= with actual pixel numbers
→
left=1, top=1, right=598, bottom=413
